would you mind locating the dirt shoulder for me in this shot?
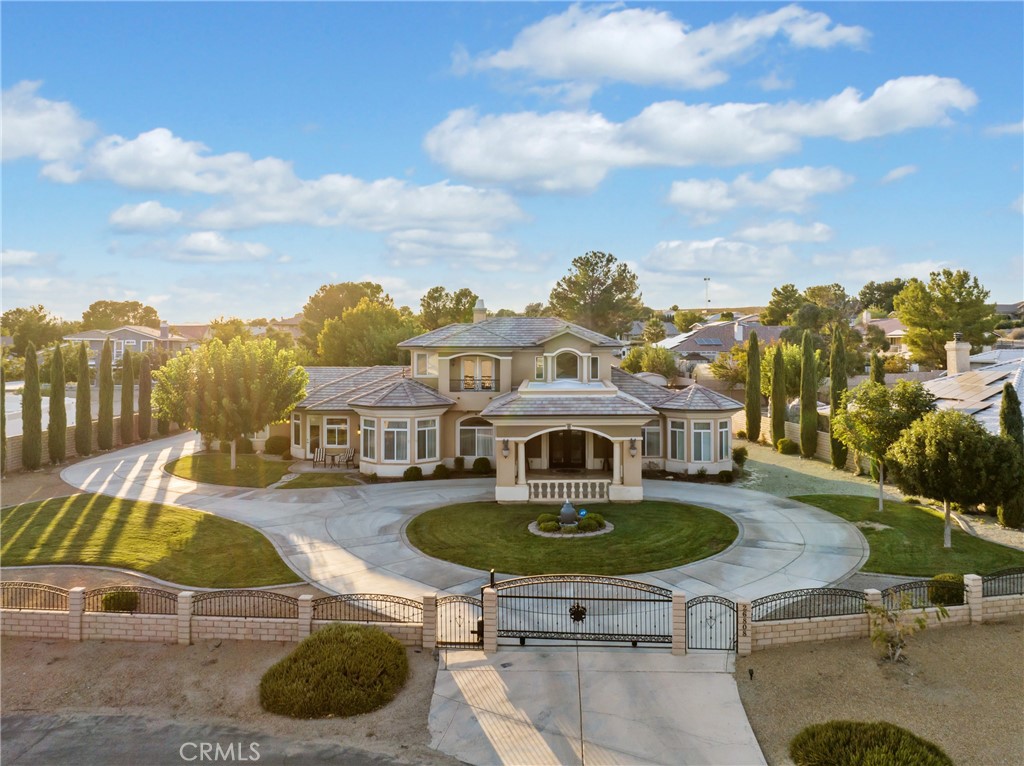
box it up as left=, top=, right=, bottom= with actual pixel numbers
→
left=736, top=616, right=1024, bottom=766
left=1, top=636, right=459, bottom=765
left=1, top=462, right=83, bottom=507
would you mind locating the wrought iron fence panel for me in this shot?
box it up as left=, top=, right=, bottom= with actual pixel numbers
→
left=192, top=590, right=298, bottom=618
left=436, top=594, right=484, bottom=647
left=0, top=581, right=69, bottom=611
left=312, top=594, right=423, bottom=623
left=83, top=586, right=177, bottom=614
left=751, top=588, right=867, bottom=622
left=982, top=567, right=1024, bottom=597
left=881, top=580, right=966, bottom=609
left=686, top=594, right=737, bottom=650
left=494, top=574, right=672, bottom=645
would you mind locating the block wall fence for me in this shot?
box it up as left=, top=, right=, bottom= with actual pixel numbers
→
left=730, top=411, right=868, bottom=472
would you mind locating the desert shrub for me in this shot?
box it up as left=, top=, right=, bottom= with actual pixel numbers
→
left=453, top=456, right=465, bottom=471
left=777, top=438, right=799, bottom=455
left=472, top=457, right=492, bottom=474
left=731, top=446, right=748, bottom=468
left=101, top=591, right=139, bottom=612
left=718, top=470, right=733, bottom=483
left=736, top=430, right=747, bottom=440
left=259, top=624, right=408, bottom=719
left=789, top=720, right=952, bottom=766
left=219, top=437, right=254, bottom=454
left=538, top=521, right=560, bottom=533
left=536, top=513, right=558, bottom=525
left=578, top=517, right=599, bottom=533
left=928, top=573, right=965, bottom=606
left=264, top=435, right=290, bottom=455
left=402, top=466, right=423, bottom=481
left=587, top=512, right=606, bottom=529
left=431, top=463, right=450, bottom=479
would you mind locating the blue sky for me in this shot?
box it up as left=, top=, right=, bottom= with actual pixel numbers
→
left=3, top=2, right=1022, bottom=323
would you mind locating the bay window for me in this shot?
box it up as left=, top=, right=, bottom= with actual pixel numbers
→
left=416, top=418, right=438, bottom=461
left=692, top=421, right=712, bottom=462
left=669, top=420, right=685, bottom=461
left=361, top=418, right=376, bottom=461
left=718, top=420, right=731, bottom=461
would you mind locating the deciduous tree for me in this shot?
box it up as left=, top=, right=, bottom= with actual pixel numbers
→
left=1, top=305, right=66, bottom=356
left=300, top=281, right=387, bottom=352
left=829, top=332, right=848, bottom=469
left=209, top=316, right=253, bottom=344
left=318, top=298, right=421, bottom=366
left=98, top=339, right=114, bottom=450
left=47, top=342, right=67, bottom=464
left=859, top=278, right=907, bottom=314
left=81, top=300, right=160, bottom=330
left=620, top=345, right=679, bottom=380
left=673, top=309, right=705, bottom=333
left=745, top=331, right=761, bottom=442
left=760, top=284, right=805, bottom=326
left=22, top=342, right=42, bottom=470
left=548, top=251, right=643, bottom=337
left=709, top=345, right=747, bottom=390
left=420, top=287, right=479, bottom=329
left=75, top=343, right=92, bottom=456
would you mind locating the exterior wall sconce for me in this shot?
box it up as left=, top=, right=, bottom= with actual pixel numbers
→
left=629, top=438, right=638, bottom=458
left=502, top=439, right=510, bottom=459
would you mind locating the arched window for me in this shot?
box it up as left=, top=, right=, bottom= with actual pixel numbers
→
left=555, top=352, right=579, bottom=380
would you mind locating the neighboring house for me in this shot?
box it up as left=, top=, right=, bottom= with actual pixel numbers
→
left=269, top=313, right=303, bottom=341
left=995, top=301, right=1024, bottom=321
left=860, top=316, right=909, bottom=356
left=656, top=320, right=785, bottom=362
left=288, top=302, right=742, bottom=503
left=63, top=323, right=189, bottom=362
left=966, top=347, right=1024, bottom=370
left=618, top=319, right=679, bottom=346
left=170, top=323, right=212, bottom=347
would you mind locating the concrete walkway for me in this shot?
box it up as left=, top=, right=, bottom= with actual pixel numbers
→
left=60, top=432, right=868, bottom=600
left=430, top=647, right=765, bottom=765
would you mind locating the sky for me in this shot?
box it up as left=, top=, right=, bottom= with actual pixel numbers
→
left=2, top=1, right=1022, bottom=324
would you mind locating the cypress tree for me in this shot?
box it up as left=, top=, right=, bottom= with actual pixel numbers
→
left=138, top=355, right=152, bottom=440
left=22, top=342, right=42, bottom=470
left=48, top=344, right=67, bottom=465
left=870, top=351, right=885, bottom=384
left=75, top=342, right=92, bottom=456
left=829, top=333, right=848, bottom=469
left=98, top=339, right=114, bottom=450
left=770, top=344, right=786, bottom=448
left=998, top=382, right=1024, bottom=529
left=799, top=330, right=817, bottom=459
left=120, top=349, right=135, bottom=445
left=1, top=365, right=7, bottom=475
left=744, top=330, right=761, bottom=442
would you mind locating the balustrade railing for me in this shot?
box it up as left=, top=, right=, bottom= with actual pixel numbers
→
left=528, top=479, right=610, bottom=502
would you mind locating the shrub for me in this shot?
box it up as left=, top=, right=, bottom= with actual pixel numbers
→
left=219, top=437, right=254, bottom=454
left=578, top=517, right=599, bottom=533
left=101, top=591, right=139, bottom=612
left=368, top=473, right=379, bottom=484
left=777, top=438, right=799, bottom=455
left=453, top=456, right=465, bottom=471
left=264, top=435, right=290, bottom=455
left=903, top=497, right=921, bottom=505
left=718, top=470, right=733, bottom=483
left=402, top=466, right=423, bottom=481
left=696, top=467, right=708, bottom=482
left=587, top=512, right=606, bottom=529
left=536, top=513, right=558, bottom=525
left=731, top=446, right=748, bottom=468
left=538, top=520, right=560, bottom=533
left=736, top=429, right=747, bottom=440
left=789, top=720, right=952, bottom=766
left=432, top=463, right=450, bottom=480
left=472, top=457, right=492, bottom=474
left=259, top=624, right=408, bottom=719
left=928, top=573, right=965, bottom=606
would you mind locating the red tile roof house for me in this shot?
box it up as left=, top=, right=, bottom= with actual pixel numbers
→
left=287, top=302, right=742, bottom=503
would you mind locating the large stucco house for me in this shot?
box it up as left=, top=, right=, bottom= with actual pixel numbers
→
left=287, top=305, right=741, bottom=503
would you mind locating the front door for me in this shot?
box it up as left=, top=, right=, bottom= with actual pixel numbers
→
left=308, top=422, right=321, bottom=457
left=549, top=430, right=586, bottom=470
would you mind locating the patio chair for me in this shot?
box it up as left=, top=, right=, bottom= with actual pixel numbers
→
left=313, top=447, right=326, bottom=467
left=338, top=448, right=354, bottom=468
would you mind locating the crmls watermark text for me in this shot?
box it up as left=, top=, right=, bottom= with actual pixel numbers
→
left=179, top=742, right=260, bottom=762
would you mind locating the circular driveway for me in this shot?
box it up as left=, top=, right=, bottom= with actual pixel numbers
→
left=61, top=433, right=868, bottom=600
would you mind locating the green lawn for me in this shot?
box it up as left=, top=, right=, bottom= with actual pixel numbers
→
left=277, top=473, right=362, bottom=489
left=796, top=494, right=1024, bottom=576
left=405, top=501, right=738, bottom=575
left=0, top=494, right=298, bottom=587
left=165, top=453, right=293, bottom=488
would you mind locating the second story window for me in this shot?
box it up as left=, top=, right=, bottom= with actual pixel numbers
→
left=555, top=352, right=579, bottom=380
left=589, top=356, right=599, bottom=380
left=451, top=356, right=498, bottom=391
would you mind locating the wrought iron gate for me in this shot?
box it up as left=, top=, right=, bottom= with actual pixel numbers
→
left=686, top=594, right=737, bottom=650
left=436, top=594, right=483, bottom=647
left=494, top=574, right=672, bottom=645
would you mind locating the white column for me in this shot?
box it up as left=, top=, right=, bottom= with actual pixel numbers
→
left=516, top=441, right=527, bottom=485
left=612, top=441, right=622, bottom=484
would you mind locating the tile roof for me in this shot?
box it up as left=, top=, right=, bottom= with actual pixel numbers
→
left=299, top=366, right=412, bottom=410
left=399, top=317, right=621, bottom=349
left=657, top=321, right=785, bottom=355
left=481, top=390, right=657, bottom=418
left=347, top=379, right=455, bottom=408
left=656, top=384, right=743, bottom=413
left=64, top=325, right=189, bottom=342
left=923, top=359, right=1024, bottom=434
left=610, top=367, right=673, bottom=407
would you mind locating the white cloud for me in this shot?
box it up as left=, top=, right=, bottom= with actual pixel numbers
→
left=812, top=247, right=945, bottom=283
left=668, top=167, right=853, bottom=220
left=1, top=82, right=96, bottom=169
left=881, top=165, right=918, bottom=184
left=758, top=71, right=794, bottom=92
left=109, top=200, right=183, bottom=231
left=170, top=232, right=271, bottom=263
left=385, top=230, right=519, bottom=269
left=425, top=77, right=975, bottom=191
left=986, top=119, right=1024, bottom=136
left=644, top=237, right=796, bottom=278
left=733, top=220, right=833, bottom=244
left=1013, top=195, right=1024, bottom=215
left=475, top=4, right=867, bottom=90
left=1, top=249, right=46, bottom=268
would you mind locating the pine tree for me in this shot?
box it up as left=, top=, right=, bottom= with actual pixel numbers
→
left=770, top=344, right=786, bottom=448
left=799, top=330, right=818, bottom=459
left=998, top=382, right=1024, bottom=529
left=744, top=331, right=761, bottom=441
left=98, top=339, right=114, bottom=450
left=138, top=355, right=152, bottom=440
left=829, top=333, right=849, bottom=469
left=48, top=343, right=67, bottom=464
left=75, top=342, right=92, bottom=456
left=120, top=349, right=135, bottom=445
left=22, top=342, right=43, bottom=470
left=870, top=351, right=885, bottom=384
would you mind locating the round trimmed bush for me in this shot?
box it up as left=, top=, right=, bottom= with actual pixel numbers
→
left=777, top=438, right=799, bottom=455
left=264, top=435, right=290, bottom=456
left=928, top=573, right=965, bottom=606
left=538, top=520, right=560, bottom=533
left=718, top=470, right=733, bottom=483
left=536, top=513, right=558, bottom=525
left=453, top=456, right=465, bottom=471
left=101, top=591, right=139, bottom=612
left=472, top=457, right=492, bottom=474
left=260, top=624, right=409, bottom=719
left=219, top=437, right=255, bottom=455
left=578, top=517, right=599, bottom=533
left=731, top=446, right=748, bottom=468
left=402, top=466, right=423, bottom=482
left=789, top=720, right=952, bottom=766
left=587, top=512, right=606, bottom=529
left=432, top=463, right=450, bottom=479
left=736, top=430, right=747, bottom=440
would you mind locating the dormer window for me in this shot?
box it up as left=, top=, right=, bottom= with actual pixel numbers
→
left=555, top=352, right=579, bottom=380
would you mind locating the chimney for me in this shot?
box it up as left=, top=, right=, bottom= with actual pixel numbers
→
left=862, top=309, right=872, bottom=326
left=473, top=298, right=487, bottom=323
left=160, top=320, right=169, bottom=340
left=734, top=322, right=744, bottom=343
left=944, top=332, right=970, bottom=375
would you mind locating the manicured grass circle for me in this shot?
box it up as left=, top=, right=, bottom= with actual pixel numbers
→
left=789, top=720, right=952, bottom=766
left=260, top=624, right=409, bottom=719
left=165, top=453, right=293, bottom=488
left=405, top=501, right=737, bottom=575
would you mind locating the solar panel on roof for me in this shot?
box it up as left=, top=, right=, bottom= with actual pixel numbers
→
left=695, top=338, right=723, bottom=346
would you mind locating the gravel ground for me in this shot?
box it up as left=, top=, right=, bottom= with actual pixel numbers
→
left=735, top=616, right=1024, bottom=766
left=0, top=636, right=460, bottom=766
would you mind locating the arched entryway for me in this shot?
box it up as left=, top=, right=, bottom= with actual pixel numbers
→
left=524, top=429, right=614, bottom=473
